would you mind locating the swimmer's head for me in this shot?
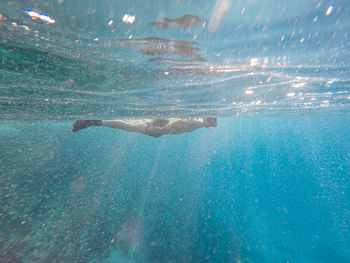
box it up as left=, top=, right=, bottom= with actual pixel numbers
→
left=203, top=118, right=218, bottom=128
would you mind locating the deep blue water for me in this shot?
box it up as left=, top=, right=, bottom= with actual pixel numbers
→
left=1, top=116, right=349, bottom=262
left=1, top=0, right=350, bottom=262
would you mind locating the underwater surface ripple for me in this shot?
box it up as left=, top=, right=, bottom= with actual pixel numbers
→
left=1, top=0, right=349, bottom=120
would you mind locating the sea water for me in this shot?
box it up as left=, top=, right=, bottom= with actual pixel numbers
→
left=0, top=0, right=349, bottom=262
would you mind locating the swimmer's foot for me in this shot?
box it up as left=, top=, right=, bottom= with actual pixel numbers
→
left=72, top=120, right=102, bottom=132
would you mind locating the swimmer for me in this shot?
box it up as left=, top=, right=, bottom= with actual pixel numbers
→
left=72, top=118, right=217, bottom=138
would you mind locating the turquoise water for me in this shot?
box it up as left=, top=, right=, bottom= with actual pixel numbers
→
left=1, top=0, right=350, bottom=262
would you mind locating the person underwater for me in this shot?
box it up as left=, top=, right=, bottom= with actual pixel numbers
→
left=72, top=118, right=217, bottom=138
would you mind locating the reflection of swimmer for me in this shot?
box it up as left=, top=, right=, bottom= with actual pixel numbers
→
left=72, top=118, right=217, bottom=138
left=136, top=38, right=199, bottom=57
left=148, top=56, right=206, bottom=63
left=150, top=14, right=206, bottom=29
left=104, top=37, right=200, bottom=57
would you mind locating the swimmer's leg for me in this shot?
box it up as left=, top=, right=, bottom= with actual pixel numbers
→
left=72, top=120, right=102, bottom=132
